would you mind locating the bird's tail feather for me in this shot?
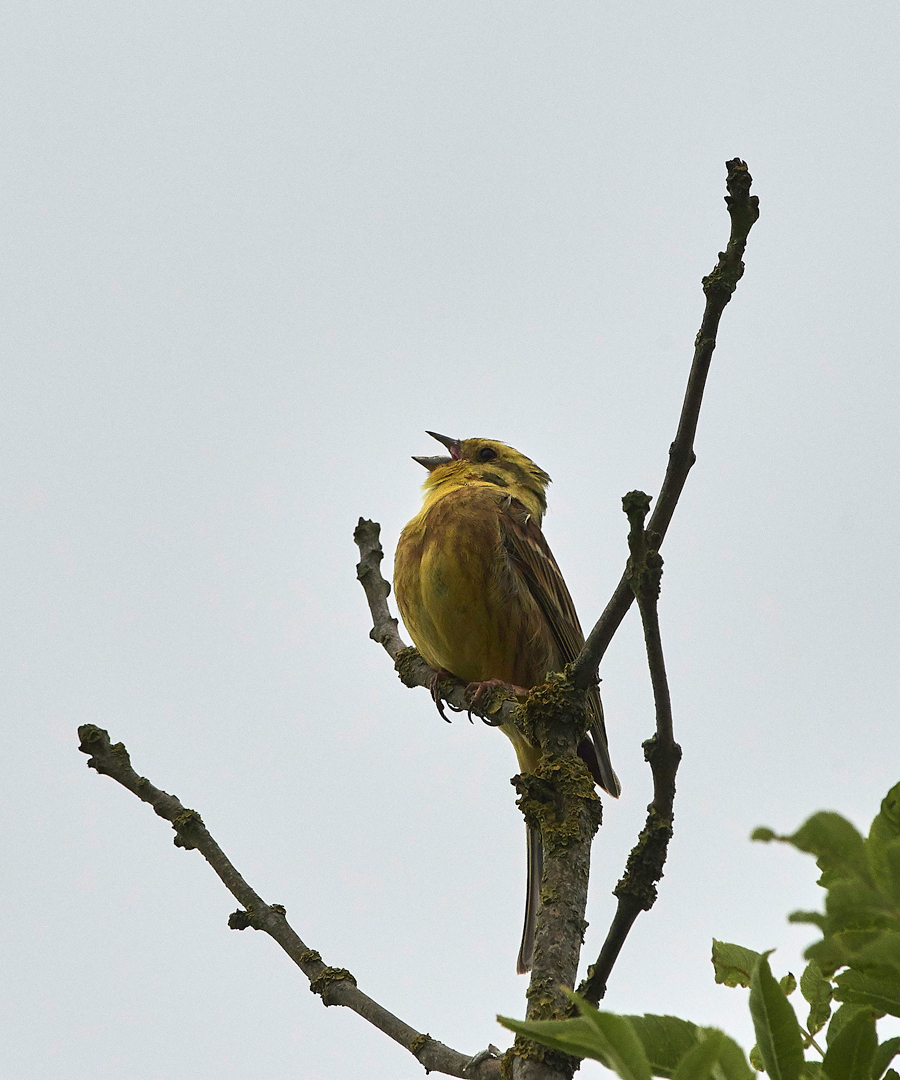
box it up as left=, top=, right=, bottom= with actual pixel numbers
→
left=516, top=823, right=543, bottom=974
left=579, top=689, right=621, bottom=798
left=578, top=723, right=621, bottom=798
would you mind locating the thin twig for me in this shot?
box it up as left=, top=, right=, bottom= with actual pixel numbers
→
left=572, top=158, right=759, bottom=691
left=578, top=494, right=682, bottom=1004
left=354, top=517, right=407, bottom=661
left=77, top=724, right=501, bottom=1080
left=575, top=159, right=759, bottom=1002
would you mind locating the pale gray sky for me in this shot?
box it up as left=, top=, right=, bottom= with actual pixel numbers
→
left=4, top=3, right=899, bottom=1077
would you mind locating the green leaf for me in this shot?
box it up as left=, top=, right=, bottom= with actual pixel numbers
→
left=497, top=1014, right=603, bottom=1061
left=781, top=973, right=798, bottom=996
left=827, top=1004, right=870, bottom=1046
left=499, top=1004, right=756, bottom=1080
left=872, top=1037, right=900, bottom=1080
left=673, top=1029, right=724, bottom=1080
left=790, top=911, right=828, bottom=931
left=801, top=1064, right=824, bottom=1079
left=749, top=1044, right=764, bottom=1072
left=713, top=940, right=762, bottom=989
left=754, top=827, right=778, bottom=842
left=755, top=811, right=870, bottom=892
left=499, top=1007, right=652, bottom=1080
left=630, top=1023, right=754, bottom=1080
left=749, top=952, right=805, bottom=1080
left=799, top=961, right=833, bottom=1035
left=824, top=880, right=899, bottom=936
left=621, top=1014, right=701, bottom=1077
left=821, top=1007, right=876, bottom=1080
left=833, top=930, right=900, bottom=977
left=867, top=784, right=900, bottom=853
left=573, top=999, right=654, bottom=1080
left=709, top=1030, right=756, bottom=1080
left=868, top=841, right=900, bottom=909
left=867, top=783, right=900, bottom=901
left=789, top=812, right=870, bottom=888
left=884, top=1070, right=900, bottom=1080
left=806, top=930, right=887, bottom=978
left=834, top=968, right=900, bottom=1017
left=586, top=1012, right=753, bottom=1080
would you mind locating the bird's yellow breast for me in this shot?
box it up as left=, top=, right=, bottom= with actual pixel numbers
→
left=394, top=483, right=555, bottom=689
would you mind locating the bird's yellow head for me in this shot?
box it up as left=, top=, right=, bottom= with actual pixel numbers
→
left=413, top=431, right=551, bottom=519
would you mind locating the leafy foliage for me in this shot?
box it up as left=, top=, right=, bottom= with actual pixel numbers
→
left=499, top=783, right=900, bottom=1078
left=499, top=996, right=752, bottom=1080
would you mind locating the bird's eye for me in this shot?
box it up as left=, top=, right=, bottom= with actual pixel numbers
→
left=477, top=447, right=498, bottom=462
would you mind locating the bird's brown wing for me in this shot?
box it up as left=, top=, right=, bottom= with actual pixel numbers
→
left=499, top=498, right=620, bottom=797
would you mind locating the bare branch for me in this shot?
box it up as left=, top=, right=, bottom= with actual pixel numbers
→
left=354, top=518, right=407, bottom=660
left=77, top=724, right=501, bottom=1080
left=579, top=494, right=682, bottom=1004
left=572, top=158, right=759, bottom=690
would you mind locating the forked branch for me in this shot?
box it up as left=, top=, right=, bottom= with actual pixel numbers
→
left=354, top=160, right=759, bottom=1036
left=77, top=724, right=501, bottom=1079
left=575, top=159, right=758, bottom=1001
left=78, top=159, right=757, bottom=1080
left=572, top=158, right=759, bottom=690
left=579, top=493, right=682, bottom=1004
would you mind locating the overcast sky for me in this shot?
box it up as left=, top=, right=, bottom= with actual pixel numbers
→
left=4, top=3, right=899, bottom=1077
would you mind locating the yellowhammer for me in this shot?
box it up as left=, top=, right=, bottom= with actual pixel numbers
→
left=393, top=431, right=619, bottom=973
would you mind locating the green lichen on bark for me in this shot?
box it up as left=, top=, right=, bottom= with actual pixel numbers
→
left=309, top=966, right=357, bottom=1001
left=409, top=1032, right=432, bottom=1057
left=502, top=1035, right=578, bottom=1080
left=172, top=808, right=204, bottom=830
left=614, top=804, right=674, bottom=910
left=515, top=754, right=601, bottom=858
left=77, top=723, right=106, bottom=750
left=393, top=645, right=424, bottom=687
left=467, top=681, right=516, bottom=715
left=171, top=808, right=205, bottom=849
left=518, top=666, right=590, bottom=755
left=526, top=976, right=583, bottom=1018
left=228, top=908, right=253, bottom=930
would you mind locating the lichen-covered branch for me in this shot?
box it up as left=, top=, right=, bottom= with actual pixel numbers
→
left=578, top=493, right=682, bottom=1004
left=77, top=724, right=500, bottom=1079
left=572, top=158, right=759, bottom=690
left=509, top=676, right=604, bottom=1080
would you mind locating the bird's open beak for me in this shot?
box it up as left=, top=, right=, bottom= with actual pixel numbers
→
left=412, top=431, right=462, bottom=471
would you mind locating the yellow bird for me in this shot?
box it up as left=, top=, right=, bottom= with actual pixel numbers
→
left=393, top=432, right=619, bottom=974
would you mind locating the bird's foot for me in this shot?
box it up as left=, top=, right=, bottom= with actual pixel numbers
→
left=463, top=679, right=528, bottom=725
left=430, top=669, right=464, bottom=723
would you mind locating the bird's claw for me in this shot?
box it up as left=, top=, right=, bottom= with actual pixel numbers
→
left=463, top=679, right=526, bottom=725
left=430, top=669, right=463, bottom=723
